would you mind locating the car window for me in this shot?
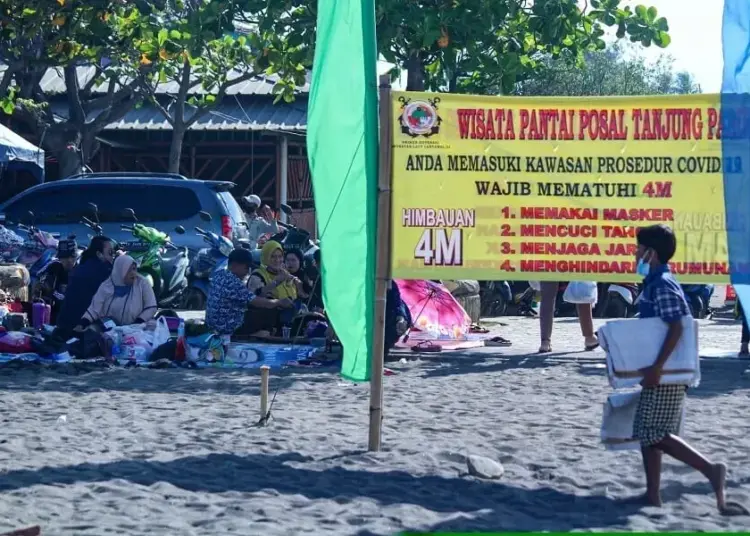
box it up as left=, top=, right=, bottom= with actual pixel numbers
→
left=4, top=183, right=202, bottom=224
left=92, top=184, right=202, bottom=223
left=3, top=187, right=84, bottom=225
left=218, top=192, right=246, bottom=224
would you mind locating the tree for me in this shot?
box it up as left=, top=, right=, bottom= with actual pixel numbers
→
left=515, top=43, right=701, bottom=97
left=0, top=1, right=150, bottom=177
left=131, top=0, right=309, bottom=173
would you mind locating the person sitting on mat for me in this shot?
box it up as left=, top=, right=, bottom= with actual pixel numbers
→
left=34, top=238, right=77, bottom=324
left=206, top=248, right=284, bottom=339
left=56, top=236, right=114, bottom=333
left=244, top=240, right=299, bottom=335
left=76, top=254, right=158, bottom=329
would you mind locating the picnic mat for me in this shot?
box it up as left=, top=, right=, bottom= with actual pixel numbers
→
left=0, top=342, right=321, bottom=370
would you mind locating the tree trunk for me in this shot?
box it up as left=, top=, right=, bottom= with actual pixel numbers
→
left=57, top=145, right=85, bottom=178
left=168, top=122, right=186, bottom=174
left=406, top=52, right=425, bottom=91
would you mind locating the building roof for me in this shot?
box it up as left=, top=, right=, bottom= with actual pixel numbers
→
left=50, top=96, right=308, bottom=132
left=1, top=65, right=310, bottom=96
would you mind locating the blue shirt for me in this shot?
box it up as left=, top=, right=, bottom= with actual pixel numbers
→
left=206, top=270, right=256, bottom=335
left=638, top=264, right=690, bottom=323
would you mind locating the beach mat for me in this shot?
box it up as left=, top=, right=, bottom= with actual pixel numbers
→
left=396, top=339, right=486, bottom=351
left=0, top=343, right=320, bottom=370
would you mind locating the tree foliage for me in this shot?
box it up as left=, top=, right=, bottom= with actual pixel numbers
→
left=515, top=43, right=701, bottom=97
left=129, top=0, right=310, bottom=172
left=0, top=0, right=311, bottom=176
left=373, top=0, right=672, bottom=93
left=0, top=0, right=148, bottom=177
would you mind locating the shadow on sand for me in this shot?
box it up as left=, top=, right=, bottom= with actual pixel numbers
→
left=0, top=451, right=656, bottom=532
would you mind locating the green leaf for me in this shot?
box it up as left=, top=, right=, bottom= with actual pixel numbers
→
left=169, top=30, right=182, bottom=40
left=655, top=17, right=669, bottom=31
left=21, top=8, right=35, bottom=16
left=635, top=5, right=647, bottom=18
left=205, top=94, right=216, bottom=103
left=158, top=28, right=168, bottom=46
left=647, top=6, right=657, bottom=22
left=656, top=30, right=671, bottom=47
left=0, top=100, right=14, bottom=115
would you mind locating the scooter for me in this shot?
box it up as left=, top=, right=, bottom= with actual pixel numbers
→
left=682, top=284, right=714, bottom=319
left=479, top=280, right=513, bottom=317
left=13, top=211, right=60, bottom=286
left=120, top=208, right=189, bottom=309
left=594, top=282, right=640, bottom=318
left=251, top=204, right=318, bottom=265
left=183, top=211, right=235, bottom=310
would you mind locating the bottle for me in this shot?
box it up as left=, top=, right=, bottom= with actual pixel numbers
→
left=32, top=301, right=48, bottom=329
left=110, top=330, right=122, bottom=359
left=175, top=317, right=186, bottom=361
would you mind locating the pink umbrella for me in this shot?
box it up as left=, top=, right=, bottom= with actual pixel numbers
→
left=394, top=279, right=472, bottom=340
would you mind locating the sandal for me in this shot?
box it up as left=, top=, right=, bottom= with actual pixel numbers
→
left=485, top=336, right=512, bottom=347
left=585, top=337, right=600, bottom=351
left=469, top=323, right=490, bottom=334
left=410, top=341, right=442, bottom=353
left=539, top=340, right=552, bottom=354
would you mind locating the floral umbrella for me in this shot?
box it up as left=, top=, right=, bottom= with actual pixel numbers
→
left=394, top=279, right=471, bottom=340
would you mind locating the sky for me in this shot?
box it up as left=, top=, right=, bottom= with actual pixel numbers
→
left=622, top=0, right=723, bottom=93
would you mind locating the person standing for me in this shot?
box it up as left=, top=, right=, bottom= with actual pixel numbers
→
left=538, top=282, right=599, bottom=353
left=243, top=194, right=279, bottom=250
left=632, top=224, right=727, bottom=511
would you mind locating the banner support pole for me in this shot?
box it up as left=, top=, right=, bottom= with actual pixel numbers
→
left=368, top=74, right=394, bottom=452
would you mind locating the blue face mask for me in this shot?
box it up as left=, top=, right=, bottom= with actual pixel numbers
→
left=636, top=258, right=650, bottom=277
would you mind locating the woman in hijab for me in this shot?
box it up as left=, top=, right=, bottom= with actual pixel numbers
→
left=242, top=241, right=296, bottom=336
left=76, top=254, right=157, bottom=328
left=248, top=240, right=298, bottom=301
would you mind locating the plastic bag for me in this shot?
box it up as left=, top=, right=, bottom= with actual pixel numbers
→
left=152, top=316, right=171, bottom=349
left=528, top=281, right=541, bottom=291
left=563, top=281, right=598, bottom=304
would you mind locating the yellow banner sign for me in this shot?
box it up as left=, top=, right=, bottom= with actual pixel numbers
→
left=390, top=91, right=730, bottom=283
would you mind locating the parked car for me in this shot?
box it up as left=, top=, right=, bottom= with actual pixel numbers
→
left=0, top=172, right=249, bottom=254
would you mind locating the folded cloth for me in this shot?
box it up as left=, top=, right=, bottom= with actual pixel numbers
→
left=598, top=316, right=700, bottom=390
left=601, top=390, right=685, bottom=451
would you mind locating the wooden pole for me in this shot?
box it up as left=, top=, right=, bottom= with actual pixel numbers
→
left=260, top=365, right=270, bottom=425
left=368, top=74, right=394, bottom=451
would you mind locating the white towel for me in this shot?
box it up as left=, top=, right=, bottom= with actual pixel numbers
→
left=597, top=316, right=700, bottom=390
left=601, top=390, right=686, bottom=451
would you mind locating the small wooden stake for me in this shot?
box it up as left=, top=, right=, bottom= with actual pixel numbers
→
left=259, top=365, right=270, bottom=425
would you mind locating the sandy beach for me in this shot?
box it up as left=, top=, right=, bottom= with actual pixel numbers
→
left=0, top=315, right=748, bottom=535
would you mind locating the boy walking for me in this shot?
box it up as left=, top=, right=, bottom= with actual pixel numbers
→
left=633, top=224, right=727, bottom=511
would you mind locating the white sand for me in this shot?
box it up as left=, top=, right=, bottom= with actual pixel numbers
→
left=0, top=316, right=748, bottom=535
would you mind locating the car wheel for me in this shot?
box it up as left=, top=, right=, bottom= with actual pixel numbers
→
left=183, top=288, right=206, bottom=310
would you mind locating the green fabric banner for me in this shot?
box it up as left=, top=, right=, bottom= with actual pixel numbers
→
left=307, top=0, right=379, bottom=381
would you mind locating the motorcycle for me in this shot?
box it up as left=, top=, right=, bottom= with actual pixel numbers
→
left=120, top=208, right=189, bottom=309
left=13, top=210, right=60, bottom=283
left=183, top=211, right=235, bottom=310
left=682, top=284, right=714, bottom=319
left=594, top=282, right=640, bottom=318
left=479, top=280, right=512, bottom=317
left=251, top=204, right=318, bottom=265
